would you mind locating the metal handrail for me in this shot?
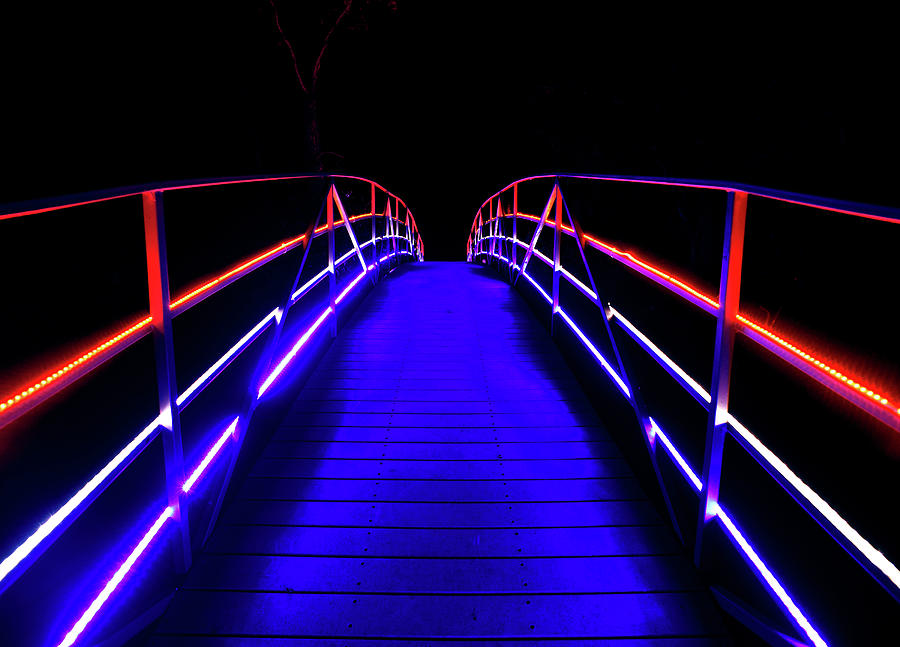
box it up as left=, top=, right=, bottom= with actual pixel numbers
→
left=468, top=175, right=899, bottom=647
left=0, top=175, right=422, bottom=647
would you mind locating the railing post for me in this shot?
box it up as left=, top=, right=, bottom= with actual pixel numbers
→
left=489, top=197, right=496, bottom=267
left=695, top=190, right=748, bottom=566
left=371, top=182, right=378, bottom=282
left=550, top=181, right=562, bottom=335
left=394, top=196, right=400, bottom=267
left=142, top=190, right=192, bottom=574
left=327, top=184, right=338, bottom=337
left=511, top=182, right=518, bottom=275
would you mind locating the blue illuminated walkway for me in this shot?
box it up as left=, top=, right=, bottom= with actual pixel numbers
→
left=149, top=262, right=727, bottom=644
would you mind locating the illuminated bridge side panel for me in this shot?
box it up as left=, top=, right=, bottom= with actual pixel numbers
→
left=149, top=262, right=727, bottom=643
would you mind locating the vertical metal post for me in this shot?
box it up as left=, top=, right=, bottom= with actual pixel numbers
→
left=488, top=197, right=495, bottom=267
left=394, top=196, right=400, bottom=268
left=511, top=183, right=518, bottom=273
left=327, top=185, right=338, bottom=337
left=371, top=182, right=378, bottom=282
left=694, top=190, right=748, bottom=566
left=142, top=190, right=191, bottom=574
left=550, top=182, right=562, bottom=335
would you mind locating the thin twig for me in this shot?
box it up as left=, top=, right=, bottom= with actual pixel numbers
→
left=269, top=0, right=308, bottom=94
left=313, top=0, right=353, bottom=88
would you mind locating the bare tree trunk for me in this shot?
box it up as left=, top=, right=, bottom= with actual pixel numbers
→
left=308, top=95, right=322, bottom=170
left=268, top=0, right=354, bottom=171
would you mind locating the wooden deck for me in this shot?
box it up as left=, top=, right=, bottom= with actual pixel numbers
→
left=148, top=262, right=728, bottom=645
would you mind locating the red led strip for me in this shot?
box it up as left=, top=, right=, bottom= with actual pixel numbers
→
left=502, top=211, right=899, bottom=419
left=170, top=233, right=307, bottom=309
left=0, top=211, right=386, bottom=417
left=0, top=316, right=154, bottom=413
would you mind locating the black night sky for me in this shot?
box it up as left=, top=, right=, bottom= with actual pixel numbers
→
left=3, top=3, right=899, bottom=259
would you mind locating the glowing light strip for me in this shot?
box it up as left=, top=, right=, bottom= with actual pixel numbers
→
left=496, top=213, right=899, bottom=421
left=0, top=417, right=160, bottom=587
left=169, top=233, right=307, bottom=310
left=736, top=315, right=895, bottom=414
left=520, top=269, right=553, bottom=303
left=335, top=248, right=357, bottom=267
left=177, top=309, right=279, bottom=408
left=1, top=231, right=309, bottom=417
left=336, top=271, right=366, bottom=304
left=648, top=417, right=703, bottom=491
left=561, top=267, right=598, bottom=301
left=532, top=247, right=553, bottom=266
left=291, top=268, right=330, bottom=302
left=726, top=414, right=900, bottom=592
left=714, top=502, right=827, bottom=647
left=583, top=234, right=719, bottom=310
left=650, top=412, right=825, bottom=647
left=257, top=307, right=333, bottom=398
left=0, top=210, right=389, bottom=419
left=311, top=212, right=369, bottom=235
left=610, top=306, right=711, bottom=405
left=584, top=233, right=896, bottom=418
left=516, top=267, right=630, bottom=398
left=556, top=308, right=631, bottom=398
left=0, top=316, right=153, bottom=414
left=610, top=307, right=900, bottom=595
left=0, top=305, right=287, bottom=589
left=496, top=253, right=847, bottom=642
left=56, top=506, right=174, bottom=647
left=182, top=418, right=239, bottom=492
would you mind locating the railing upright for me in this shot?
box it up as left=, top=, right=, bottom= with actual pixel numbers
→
left=695, top=190, right=747, bottom=565
left=550, top=182, right=563, bottom=336
left=327, top=185, right=338, bottom=338
left=141, top=190, right=192, bottom=574
left=511, top=183, right=518, bottom=281
left=371, top=182, right=379, bottom=281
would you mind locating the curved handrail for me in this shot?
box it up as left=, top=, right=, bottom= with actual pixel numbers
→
left=0, top=175, right=422, bottom=646
left=468, top=174, right=899, bottom=647
left=475, top=173, right=900, bottom=224
left=0, top=173, right=413, bottom=220
left=0, top=175, right=421, bottom=426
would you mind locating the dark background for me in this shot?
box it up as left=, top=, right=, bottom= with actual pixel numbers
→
left=1, top=3, right=899, bottom=644
left=2, top=2, right=898, bottom=258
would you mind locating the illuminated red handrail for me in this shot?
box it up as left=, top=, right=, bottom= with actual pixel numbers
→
left=0, top=176, right=417, bottom=427
left=0, top=175, right=422, bottom=645
left=0, top=173, right=414, bottom=220
left=468, top=175, right=899, bottom=647
left=472, top=187, right=900, bottom=431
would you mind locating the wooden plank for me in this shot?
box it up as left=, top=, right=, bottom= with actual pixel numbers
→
left=149, top=637, right=729, bottom=646
left=280, top=412, right=601, bottom=428
left=153, top=591, right=725, bottom=638
left=262, top=440, right=622, bottom=460
left=223, top=500, right=661, bottom=528
left=205, top=526, right=681, bottom=558
left=182, top=554, right=704, bottom=593
left=250, top=457, right=635, bottom=479
left=238, top=476, right=644, bottom=502
left=273, top=426, right=611, bottom=442
left=296, top=388, right=587, bottom=402
left=290, top=399, right=595, bottom=414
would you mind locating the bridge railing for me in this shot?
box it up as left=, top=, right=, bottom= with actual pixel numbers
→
left=468, top=175, right=900, bottom=647
left=0, top=175, right=422, bottom=646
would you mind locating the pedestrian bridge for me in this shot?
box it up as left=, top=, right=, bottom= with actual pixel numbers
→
left=0, top=175, right=897, bottom=646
